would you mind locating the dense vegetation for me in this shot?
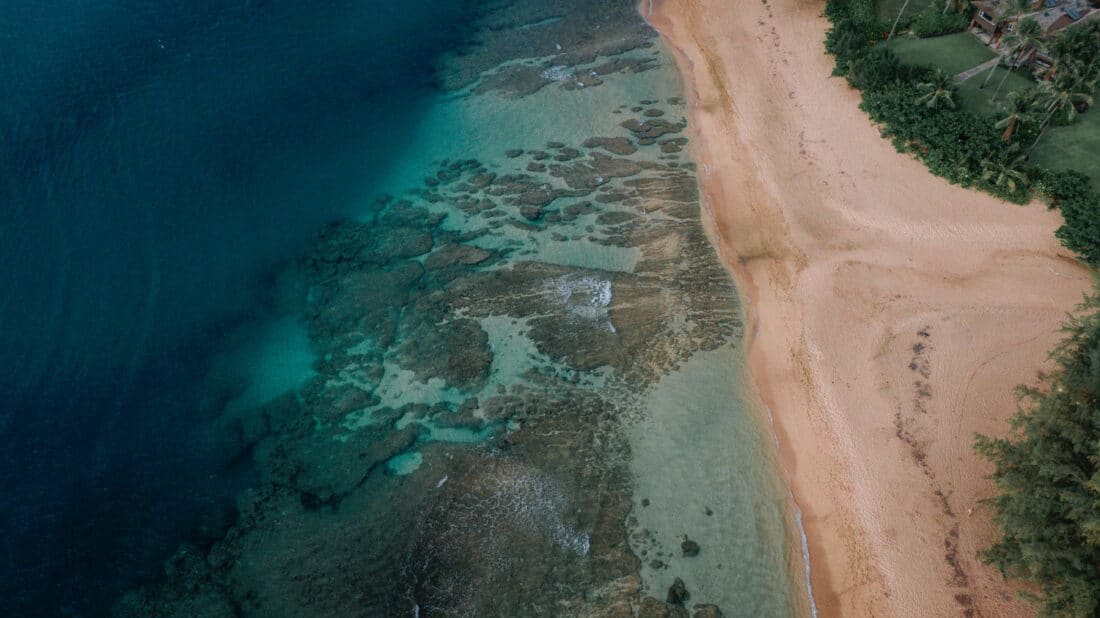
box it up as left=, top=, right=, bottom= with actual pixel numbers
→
left=908, top=4, right=970, bottom=38
left=975, top=295, right=1100, bottom=617
left=824, top=3, right=1100, bottom=614
left=824, top=2, right=1100, bottom=264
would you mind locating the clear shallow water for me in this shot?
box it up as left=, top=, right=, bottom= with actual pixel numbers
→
left=2, top=1, right=802, bottom=615
left=629, top=346, right=797, bottom=614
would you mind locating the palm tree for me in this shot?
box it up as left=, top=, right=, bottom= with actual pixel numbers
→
left=916, top=70, right=957, bottom=109
left=981, top=0, right=1033, bottom=91
left=995, top=87, right=1043, bottom=142
left=1045, top=21, right=1100, bottom=79
left=1040, top=64, right=1096, bottom=123
left=1027, top=65, right=1097, bottom=155
left=981, top=52, right=1009, bottom=89
left=980, top=151, right=1029, bottom=194
left=887, top=0, right=912, bottom=41
left=1044, top=28, right=1078, bottom=79
left=994, top=0, right=1034, bottom=49
left=1008, top=18, right=1046, bottom=67
left=992, top=18, right=1045, bottom=102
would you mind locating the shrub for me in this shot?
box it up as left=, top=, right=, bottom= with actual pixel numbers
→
left=846, top=46, right=907, bottom=89
left=824, top=0, right=887, bottom=74
left=1035, top=170, right=1100, bottom=265
left=909, top=5, right=969, bottom=38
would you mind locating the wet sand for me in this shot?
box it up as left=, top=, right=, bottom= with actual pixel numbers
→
left=646, top=0, right=1092, bottom=614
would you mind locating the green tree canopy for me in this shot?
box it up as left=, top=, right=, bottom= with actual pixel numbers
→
left=980, top=148, right=1028, bottom=193
left=976, top=293, right=1100, bottom=616
left=916, top=69, right=957, bottom=109
left=995, top=87, right=1044, bottom=142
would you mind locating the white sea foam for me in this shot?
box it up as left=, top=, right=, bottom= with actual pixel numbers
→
left=541, top=65, right=573, bottom=81
left=545, top=274, right=616, bottom=333
left=472, top=464, right=591, bottom=557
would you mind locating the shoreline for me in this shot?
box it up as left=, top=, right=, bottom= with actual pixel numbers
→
left=645, top=0, right=1091, bottom=615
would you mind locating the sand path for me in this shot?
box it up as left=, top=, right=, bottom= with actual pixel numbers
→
left=645, top=0, right=1092, bottom=615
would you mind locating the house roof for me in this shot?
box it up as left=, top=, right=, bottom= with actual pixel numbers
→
left=1027, top=0, right=1092, bottom=32
left=976, top=0, right=1093, bottom=32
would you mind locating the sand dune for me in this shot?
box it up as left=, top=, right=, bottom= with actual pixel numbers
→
left=646, top=0, right=1093, bottom=614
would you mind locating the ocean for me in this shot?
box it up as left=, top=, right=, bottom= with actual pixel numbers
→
left=0, top=1, right=803, bottom=615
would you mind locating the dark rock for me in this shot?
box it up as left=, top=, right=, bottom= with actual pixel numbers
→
left=595, top=191, right=629, bottom=204
left=582, top=136, right=637, bottom=156
left=563, top=202, right=599, bottom=219
left=381, top=202, right=445, bottom=227
left=527, top=162, right=547, bottom=172
left=681, top=539, right=700, bottom=557
left=506, top=149, right=524, bottom=158
left=588, top=56, right=658, bottom=79
left=659, top=136, right=689, bottom=154
left=641, top=498, right=650, bottom=507
left=518, top=190, right=553, bottom=207
left=468, top=172, right=496, bottom=189
left=649, top=559, right=665, bottom=569
left=520, top=205, right=544, bottom=221
left=394, top=317, right=493, bottom=390
left=547, top=153, right=642, bottom=190
left=425, top=244, right=494, bottom=269
left=638, top=597, right=671, bottom=618
left=546, top=141, right=566, bottom=149
left=596, top=211, right=637, bottom=226
left=307, top=261, right=423, bottom=350
left=667, top=578, right=689, bottom=605
left=554, top=147, right=582, bottom=161
left=644, top=108, right=665, bottom=117
left=620, top=118, right=684, bottom=140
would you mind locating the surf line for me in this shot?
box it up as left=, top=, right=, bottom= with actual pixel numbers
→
left=640, top=2, right=820, bottom=614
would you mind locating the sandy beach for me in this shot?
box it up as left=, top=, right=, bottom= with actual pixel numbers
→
left=645, top=0, right=1093, bottom=615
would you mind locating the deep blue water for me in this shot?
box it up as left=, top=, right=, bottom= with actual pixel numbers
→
left=0, top=1, right=474, bottom=614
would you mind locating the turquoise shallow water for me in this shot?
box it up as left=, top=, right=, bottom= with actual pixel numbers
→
left=5, top=0, right=803, bottom=615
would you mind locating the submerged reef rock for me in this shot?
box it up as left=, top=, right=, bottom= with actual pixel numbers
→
left=442, top=0, right=656, bottom=96
left=394, top=315, right=492, bottom=390
left=639, top=596, right=674, bottom=618
left=682, top=538, right=701, bottom=557
left=668, top=577, right=690, bottom=605
left=584, top=135, right=639, bottom=155
left=115, top=2, right=750, bottom=615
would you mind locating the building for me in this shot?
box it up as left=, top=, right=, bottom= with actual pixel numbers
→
left=970, top=0, right=1094, bottom=46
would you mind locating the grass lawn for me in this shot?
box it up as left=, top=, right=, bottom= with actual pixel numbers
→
left=877, top=0, right=932, bottom=23
left=956, top=66, right=1037, bottom=115
left=1032, top=109, right=1100, bottom=191
left=886, top=32, right=996, bottom=76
